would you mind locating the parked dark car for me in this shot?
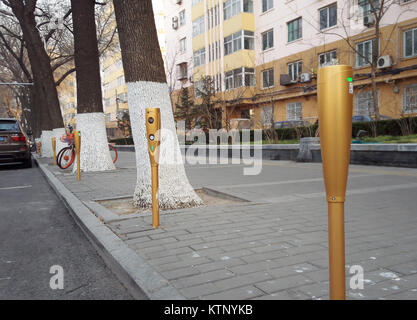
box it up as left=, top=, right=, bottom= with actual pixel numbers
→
left=0, top=118, right=32, bottom=168
left=273, top=120, right=310, bottom=129
left=352, top=115, right=371, bottom=122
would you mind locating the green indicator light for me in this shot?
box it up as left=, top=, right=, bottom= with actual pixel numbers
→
left=347, top=77, right=353, bottom=82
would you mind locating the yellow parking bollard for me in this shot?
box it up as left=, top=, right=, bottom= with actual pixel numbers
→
left=318, top=65, right=354, bottom=300
left=145, top=108, right=161, bottom=229
left=51, top=137, right=57, bottom=166
left=74, top=131, right=81, bottom=181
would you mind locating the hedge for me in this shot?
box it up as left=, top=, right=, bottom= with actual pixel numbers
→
left=109, top=137, right=133, bottom=145
left=109, top=117, right=417, bottom=145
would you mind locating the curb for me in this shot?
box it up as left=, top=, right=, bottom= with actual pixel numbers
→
left=33, top=154, right=185, bottom=300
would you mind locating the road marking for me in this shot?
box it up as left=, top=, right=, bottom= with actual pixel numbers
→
left=262, top=182, right=417, bottom=204
left=350, top=168, right=417, bottom=178
left=0, top=185, right=32, bottom=190
left=210, top=174, right=379, bottom=189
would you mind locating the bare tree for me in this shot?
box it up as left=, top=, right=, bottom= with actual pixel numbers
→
left=2, top=0, right=64, bottom=135
left=112, top=0, right=202, bottom=209
left=69, top=0, right=115, bottom=172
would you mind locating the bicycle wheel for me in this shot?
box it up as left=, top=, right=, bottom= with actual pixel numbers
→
left=58, top=146, right=75, bottom=169
left=109, top=144, right=118, bottom=164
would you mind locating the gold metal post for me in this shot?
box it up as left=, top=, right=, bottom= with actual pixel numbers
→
left=52, top=137, right=57, bottom=166
left=318, top=65, right=353, bottom=300
left=74, top=131, right=81, bottom=181
left=145, top=108, right=161, bottom=229
left=151, top=165, right=159, bottom=228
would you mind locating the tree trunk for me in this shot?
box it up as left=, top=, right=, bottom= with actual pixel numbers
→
left=9, top=0, right=64, bottom=135
left=113, top=0, right=202, bottom=209
left=372, top=22, right=381, bottom=121
left=71, top=0, right=115, bottom=172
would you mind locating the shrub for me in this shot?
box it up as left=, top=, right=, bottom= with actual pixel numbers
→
left=109, top=137, right=133, bottom=145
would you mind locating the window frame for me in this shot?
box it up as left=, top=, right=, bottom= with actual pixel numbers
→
left=261, top=29, right=274, bottom=51
left=356, top=38, right=377, bottom=67
left=403, top=84, right=417, bottom=114
left=288, top=17, right=302, bottom=43
left=354, top=90, right=378, bottom=116
left=262, top=68, right=274, bottom=89
left=319, top=3, right=337, bottom=31
left=318, top=50, right=337, bottom=67
left=179, top=10, right=186, bottom=26
left=262, top=0, right=273, bottom=13
left=288, top=61, right=302, bottom=82
left=286, top=102, right=303, bottom=121
left=404, top=27, right=417, bottom=58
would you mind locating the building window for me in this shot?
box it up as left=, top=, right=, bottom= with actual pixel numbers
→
left=192, top=16, right=205, bottom=37
left=261, top=106, right=273, bottom=126
left=358, top=0, right=380, bottom=17
left=356, top=39, right=376, bottom=67
left=224, top=67, right=255, bottom=90
left=224, top=0, right=240, bottom=20
left=179, top=10, right=186, bottom=26
left=105, top=113, right=111, bottom=122
left=404, top=27, right=417, bottom=58
left=215, top=74, right=222, bottom=92
left=319, top=50, right=337, bottom=67
left=223, top=0, right=253, bottom=20
left=243, top=0, right=253, bottom=13
left=403, top=84, right=417, bottom=114
left=244, top=68, right=255, bottom=86
left=288, top=17, right=302, bottom=42
left=194, top=80, right=205, bottom=98
left=224, top=30, right=254, bottom=55
left=319, top=3, right=337, bottom=30
left=355, top=90, right=376, bottom=115
left=244, top=31, right=254, bottom=49
left=262, top=29, right=274, bottom=51
left=288, top=61, right=302, bottom=82
left=208, top=5, right=220, bottom=29
left=177, top=63, right=188, bottom=80
left=117, top=75, right=124, bottom=86
left=262, top=68, right=274, bottom=88
left=262, top=0, right=273, bottom=13
left=179, top=37, right=186, bottom=53
left=192, top=0, right=202, bottom=6
left=286, top=102, right=302, bottom=120
left=225, top=71, right=234, bottom=90
left=193, top=48, right=206, bottom=67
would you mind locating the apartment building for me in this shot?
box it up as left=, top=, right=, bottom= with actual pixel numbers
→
left=167, top=0, right=417, bottom=129
left=57, top=73, right=77, bottom=127
left=101, top=0, right=166, bottom=138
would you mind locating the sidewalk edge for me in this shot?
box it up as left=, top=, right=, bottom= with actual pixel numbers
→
left=33, top=155, right=185, bottom=300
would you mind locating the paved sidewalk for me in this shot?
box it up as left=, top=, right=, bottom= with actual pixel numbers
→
left=38, top=152, right=417, bottom=300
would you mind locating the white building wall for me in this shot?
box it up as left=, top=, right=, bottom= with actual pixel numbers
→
left=164, top=0, right=194, bottom=92
left=255, top=0, right=417, bottom=66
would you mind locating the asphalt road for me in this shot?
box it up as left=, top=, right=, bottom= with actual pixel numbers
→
left=0, top=159, right=134, bottom=299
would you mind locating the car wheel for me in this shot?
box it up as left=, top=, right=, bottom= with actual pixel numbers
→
left=22, top=158, right=32, bottom=168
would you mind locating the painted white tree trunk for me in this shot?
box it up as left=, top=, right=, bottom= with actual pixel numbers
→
left=40, top=130, right=53, bottom=158
left=126, top=81, right=202, bottom=209
left=72, top=112, right=115, bottom=172
left=52, top=128, right=66, bottom=156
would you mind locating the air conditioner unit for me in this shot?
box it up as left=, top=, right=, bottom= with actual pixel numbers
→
left=300, top=73, right=311, bottom=83
left=363, top=15, right=375, bottom=27
left=172, top=16, right=178, bottom=29
left=280, top=74, right=292, bottom=86
left=377, top=55, right=393, bottom=69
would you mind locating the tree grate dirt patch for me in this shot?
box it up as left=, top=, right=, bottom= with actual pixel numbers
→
left=96, top=188, right=247, bottom=216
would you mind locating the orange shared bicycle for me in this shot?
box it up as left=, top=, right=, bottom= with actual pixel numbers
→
left=57, top=130, right=118, bottom=169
